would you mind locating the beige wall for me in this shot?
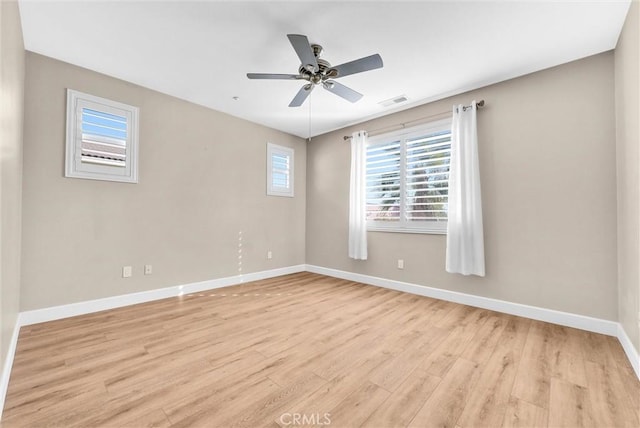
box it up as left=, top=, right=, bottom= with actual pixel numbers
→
left=0, top=0, right=24, bottom=374
left=307, top=53, right=618, bottom=321
left=20, top=53, right=306, bottom=311
left=615, top=0, right=640, bottom=353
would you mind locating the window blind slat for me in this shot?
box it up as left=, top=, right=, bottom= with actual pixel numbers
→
left=406, top=138, right=451, bottom=150
left=406, top=157, right=450, bottom=168
left=405, top=148, right=451, bottom=160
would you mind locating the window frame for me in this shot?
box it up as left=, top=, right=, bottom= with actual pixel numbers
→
left=65, top=89, right=139, bottom=183
left=266, top=143, right=294, bottom=197
left=366, top=118, right=451, bottom=235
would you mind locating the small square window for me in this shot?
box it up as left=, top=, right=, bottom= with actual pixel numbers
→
left=267, top=143, right=294, bottom=197
left=65, top=89, right=139, bottom=183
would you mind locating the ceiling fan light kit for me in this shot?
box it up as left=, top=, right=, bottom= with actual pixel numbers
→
left=247, top=34, right=383, bottom=107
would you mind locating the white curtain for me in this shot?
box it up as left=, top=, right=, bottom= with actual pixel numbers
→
left=349, top=130, right=368, bottom=260
left=446, top=101, right=485, bottom=276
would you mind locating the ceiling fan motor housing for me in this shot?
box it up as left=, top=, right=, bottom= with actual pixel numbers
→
left=298, top=55, right=334, bottom=85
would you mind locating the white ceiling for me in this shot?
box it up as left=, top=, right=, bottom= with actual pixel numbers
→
left=19, top=1, right=630, bottom=138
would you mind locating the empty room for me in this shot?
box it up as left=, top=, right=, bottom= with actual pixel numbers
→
left=1, top=0, right=639, bottom=427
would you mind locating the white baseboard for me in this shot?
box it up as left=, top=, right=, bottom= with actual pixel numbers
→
left=0, top=315, right=21, bottom=421
left=306, top=264, right=640, bottom=380
left=306, top=265, right=619, bottom=336
left=20, top=265, right=306, bottom=326
left=617, top=323, right=640, bottom=379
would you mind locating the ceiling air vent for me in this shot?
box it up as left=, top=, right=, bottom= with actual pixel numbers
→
left=378, top=95, right=408, bottom=107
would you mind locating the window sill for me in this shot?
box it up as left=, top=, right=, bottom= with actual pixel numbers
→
left=367, top=226, right=447, bottom=235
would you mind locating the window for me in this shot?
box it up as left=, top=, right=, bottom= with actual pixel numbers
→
left=65, top=89, right=139, bottom=183
left=267, top=143, right=294, bottom=197
left=366, top=118, right=451, bottom=234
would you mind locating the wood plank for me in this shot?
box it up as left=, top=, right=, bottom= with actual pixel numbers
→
left=409, top=357, right=481, bottom=428
left=510, top=321, right=553, bottom=408
left=501, top=396, right=548, bottom=428
left=162, top=353, right=304, bottom=423
left=546, top=324, right=588, bottom=387
left=369, top=345, right=427, bottom=392
left=165, top=376, right=282, bottom=428
left=277, top=347, right=394, bottom=421
left=369, top=326, right=448, bottom=392
left=548, top=377, right=595, bottom=427
left=604, top=335, right=640, bottom=413
left=581, top=329, right=616, bottom=365
left=458, top=342, right=517, bottom=427
left=120, top=409, right=172, bottom=428
left=585, top=360, right=640, bottom=427
left=460, top=315, right=508, bottom=365
left=363, top=369, right=441, bottom=427
left=456, top=317, right=529, bottom=428
left=224, top=371, right=327, bottom=428
left=2, top=380, right=108, bottom=423
left=319, top=381, right=389, bottom=428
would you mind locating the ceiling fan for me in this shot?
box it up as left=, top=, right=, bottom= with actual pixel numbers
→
left=247, top=34, right=383, bottom=107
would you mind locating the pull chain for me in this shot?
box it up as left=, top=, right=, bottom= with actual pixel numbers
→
left=307, top=92, right=312, bottom=142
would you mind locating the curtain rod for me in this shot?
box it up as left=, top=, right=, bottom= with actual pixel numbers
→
left=343, top=99, right=485, bottom=141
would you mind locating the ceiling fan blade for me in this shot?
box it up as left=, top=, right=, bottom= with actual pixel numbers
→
left=289, top=84, right=314, bottom=107
left=287, top=34, right=319, bottom=72
left=323, top=81, right=363, bottom=103
left=247, top=73, right=300, bottom=80
left=330, top=54, right=383, bottom=79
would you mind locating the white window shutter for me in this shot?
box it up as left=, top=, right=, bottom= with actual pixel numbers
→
left=267, top=143, right=294, bottom=197
left=365, top=118, right=451, bottom=234
left=65, top=89, right=139, bottom=183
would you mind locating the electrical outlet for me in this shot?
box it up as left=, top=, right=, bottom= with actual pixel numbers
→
left=122, top=266, right=132, bottom=278
left=144, top=264, right=152, bottom=275
left=267, top=251, right=273, bottom=260
left=397, top=259, right=404, bottom=269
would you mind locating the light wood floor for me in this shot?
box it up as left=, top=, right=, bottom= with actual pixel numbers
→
left=2, top=272, right=639, bottom=427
